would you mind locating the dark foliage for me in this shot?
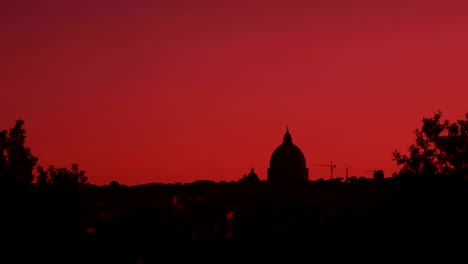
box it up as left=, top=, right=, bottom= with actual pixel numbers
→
left=393, top=111, right=468, bottom=178
left=0, top=119, right=38, bottom=188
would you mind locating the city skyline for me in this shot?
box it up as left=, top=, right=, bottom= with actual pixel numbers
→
left=2, top=1, right=468, bottom=186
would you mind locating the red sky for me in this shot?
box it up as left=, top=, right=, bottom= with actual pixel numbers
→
left=2, top=0, right=468, bottom=186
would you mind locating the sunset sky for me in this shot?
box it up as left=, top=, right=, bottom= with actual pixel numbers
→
left=2, top=0, right=468, bottom=186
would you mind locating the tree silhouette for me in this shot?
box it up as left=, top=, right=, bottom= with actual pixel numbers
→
left=393, top=111, right=468, bottom=177
left=36, top=165, right=49, bottom=187
left=36, top=163, right=88, bottom=190
left=0, top=119, right=38, bottom=187
left=0, top=119, right=91, bottom=191
left=0, top=130, right=7, bottom=178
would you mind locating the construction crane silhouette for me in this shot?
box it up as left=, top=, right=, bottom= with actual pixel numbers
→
left=312, top=161, right=337, bottom=179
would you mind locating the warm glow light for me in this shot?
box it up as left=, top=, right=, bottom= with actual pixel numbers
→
left=1, top=1, right=468, bottom=185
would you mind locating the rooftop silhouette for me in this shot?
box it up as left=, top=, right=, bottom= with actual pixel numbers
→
left=2, top=112, right=468, bottom=261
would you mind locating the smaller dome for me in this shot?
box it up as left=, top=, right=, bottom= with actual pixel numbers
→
left=240, top=168, right=260, bottom=183
left=247, top=168, right=258, bottom=179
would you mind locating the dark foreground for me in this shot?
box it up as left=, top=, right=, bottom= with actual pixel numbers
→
left=2, top=176, right=468, bottom=263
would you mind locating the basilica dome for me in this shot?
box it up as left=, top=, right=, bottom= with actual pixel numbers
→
left=267, top=127, right=309, bottom=186
left=269, top=128, right=306, bottom=169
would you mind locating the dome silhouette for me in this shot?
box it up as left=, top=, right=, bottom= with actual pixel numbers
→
left=267, top=127, right=309, bottom=187
left=270, top=138, right=306, bottom=169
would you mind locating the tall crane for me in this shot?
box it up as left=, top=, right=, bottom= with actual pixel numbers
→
left=312, top=161, right=337, bottom=179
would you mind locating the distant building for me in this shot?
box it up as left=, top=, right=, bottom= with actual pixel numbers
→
left=239, top=168, right=260, bottom=184
left=373, top=170, right=384, bottom=180
left=267, top=127, right=309, bottom=187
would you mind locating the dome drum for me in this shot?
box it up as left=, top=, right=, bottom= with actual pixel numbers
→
left=267, top=167, right=308, bottom=186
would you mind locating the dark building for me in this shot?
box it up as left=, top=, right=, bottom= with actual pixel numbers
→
left=267, top=127, right=309, bottom=187
left=239, top=168, right=260, bottom=184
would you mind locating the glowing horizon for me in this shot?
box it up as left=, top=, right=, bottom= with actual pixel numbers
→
left=2, top=1, right=468, bottom=185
